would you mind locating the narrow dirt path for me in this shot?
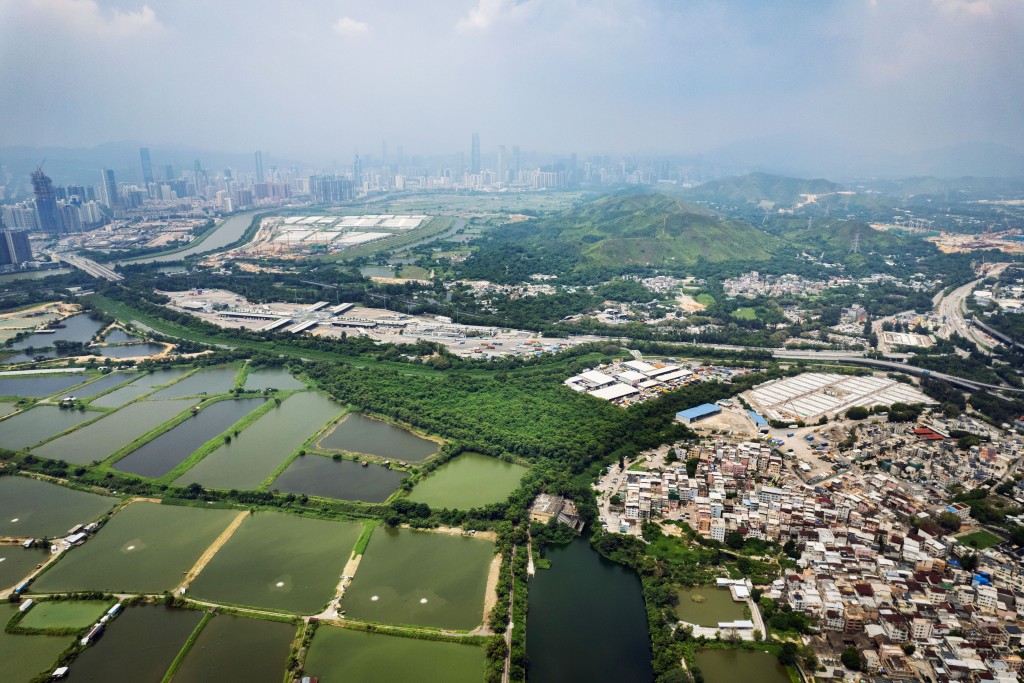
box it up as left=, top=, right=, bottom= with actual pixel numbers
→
left=174, top=510, right=249, bottom=594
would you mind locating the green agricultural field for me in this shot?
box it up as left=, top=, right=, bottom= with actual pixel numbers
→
left=19, top=600, right=113, bottom=630
left=731, top=307, right=758, bottom=320
left=31, top=503, right=238, bottom=594
left=407, top=452, right=527, bottom=510
left=342, top=528, right=494, bottom=630
left=303, top=626, right=485, bottom=683
left=957, top=529, right=1003, bottom=549
left=189, top=512, right=361, bottom=614
left=695, top=293, right=716, bottom=306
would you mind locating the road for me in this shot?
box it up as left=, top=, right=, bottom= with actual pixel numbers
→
left=56, top=254, right=124, bottom=282
left=934, top=279, right=999, bottom=352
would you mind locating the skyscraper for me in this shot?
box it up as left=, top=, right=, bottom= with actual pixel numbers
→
left=255, top=151, right=264, bottom=183
left=101, top=169, right=121, bottom=212
left=139, top=147, right=154, bottom=185
left=471, top=133, right=480, bottom=174
left=30, top=167, right=61, bottom=235
left=497, top=145, right=506, bottom=185
left=353, top=154, right=363, bottom=189
left=513, top=145, right=521, bottom=181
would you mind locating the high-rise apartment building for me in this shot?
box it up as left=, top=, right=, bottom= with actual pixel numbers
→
left=471, top=133, right=481, bottom=174
left=513, top=145, right=521, bottom=180
left=139, top=147, right=154, bottom=185
left=31, top=168, right=61, bottom=235
left=497, top=145, right=506, bottom=185
left=0, top=229, right=33, bottom=266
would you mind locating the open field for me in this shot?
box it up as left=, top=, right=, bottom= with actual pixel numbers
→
left=189, top=512, right=361, bottom=614
left=342, top=527, right=494, bottom=630
left=957, top=529, right=1004, bottom=549
left=0, top=476, right=115, bottom=539
left=31, top=503, right=238, bottom=593
left=303, top=625, right=485, bottom=683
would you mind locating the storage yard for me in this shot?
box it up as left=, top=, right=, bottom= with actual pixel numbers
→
left=163, top=288, right=594, bottom=358
left=565, top=359, right=751, bottom=407
left=241, top=214, right=431, bottom=256
left=745, top=372, right=935, bottom=423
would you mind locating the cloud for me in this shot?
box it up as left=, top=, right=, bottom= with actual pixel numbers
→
left=456, top=0, right=531, bottom=32
left=334, top=16, right=370, bottom=36
left=11, top=0, right=163, bottom=38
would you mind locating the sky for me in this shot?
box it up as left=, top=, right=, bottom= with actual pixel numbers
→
left=0, top=0, right=1022, bottom=166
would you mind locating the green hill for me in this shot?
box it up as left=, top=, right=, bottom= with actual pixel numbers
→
left=680, top=172, right=840, bottom=206
left=459, top=192, right=779, bottom=282
left=568, top=194, right=777, bottom=266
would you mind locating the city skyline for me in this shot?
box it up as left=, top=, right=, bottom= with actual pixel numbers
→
left=0, top=0, right=1021, bottom=174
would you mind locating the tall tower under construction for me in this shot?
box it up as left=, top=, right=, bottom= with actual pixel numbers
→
left=31, top=167, right=61, bottom=235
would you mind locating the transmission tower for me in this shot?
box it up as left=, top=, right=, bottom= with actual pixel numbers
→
left=849, top=230, right=860, bottom=254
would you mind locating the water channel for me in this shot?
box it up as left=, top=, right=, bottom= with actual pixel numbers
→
left=121, top=210, right=258, bottom=264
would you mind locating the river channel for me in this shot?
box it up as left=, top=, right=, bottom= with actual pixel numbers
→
left=120, top=210, right=259, bottom=264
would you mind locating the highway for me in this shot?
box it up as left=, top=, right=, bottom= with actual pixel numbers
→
left=57, top=254, right=124, bottom=282
left=935, top=278, right=1001, bottom=352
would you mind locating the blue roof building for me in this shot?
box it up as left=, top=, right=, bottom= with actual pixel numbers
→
left=676, top=403, right=722, bottom=424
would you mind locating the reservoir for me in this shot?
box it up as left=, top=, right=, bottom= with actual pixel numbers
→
left=123, top=211, right=258, bottom=264
left=526, top=538, right=653, bottom=683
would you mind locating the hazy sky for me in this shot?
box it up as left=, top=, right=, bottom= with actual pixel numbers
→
left=1, top=0, right=1021, bottom=162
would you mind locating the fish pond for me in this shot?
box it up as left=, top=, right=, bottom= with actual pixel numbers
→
left=63, top=605, right=202, bottom=682
left=19, top=600, right=114, bottom=630
left=88, top=367, right=191, bottom=408
left=526, top=538, right=654, bottom=683
left=0, top=603, right=74, bottom=683
left=171, top=614, right=295, bottom=683
left=271, top=453, right=405, bottom=502
left=0, top=546, right=49, bottom=591
left=190, top=512, right=361, bottom=614
left=31, top=503, right=238, bottom=594
left=176, top=392, right=342, bottom=490
left=243, top=366, right=305, bottom=391
left=407, top=452, right=527, bottom=510
left=342, top=527, right=493, bottom=630
left=318, top=412, right=440, bottom=463
left=97, top=342, right=167, bottom=359
left=693, top=648, right=791, bottom=683
left=103, top=329, right=140, bottom=344
left=0, top=405, right=99, bottom=451
left=69, top=372, right=137, bottom=399
left=304, top=626, right=484, bottom=683
left=113, top=397, right=266, bottom=479
left=33, top=398, right=197, bottom=465
left=0, top=476, right=115, bottom=538
left=674, top=586, right=748, bottom=626
left=147, top=365, right=239, bottom=399
left=8, top=314, right=105, bottom=349
left=0, top=374, right=88, bottom=398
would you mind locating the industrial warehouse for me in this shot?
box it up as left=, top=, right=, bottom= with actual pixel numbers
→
left=744, top=372, right=935, bottom=423
left=564, top=359, right=749, bottom=406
